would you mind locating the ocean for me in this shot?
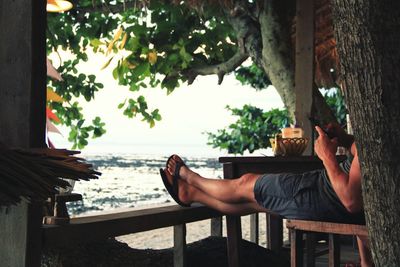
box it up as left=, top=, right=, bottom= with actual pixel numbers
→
left=67, top=153, right=224, bottom=216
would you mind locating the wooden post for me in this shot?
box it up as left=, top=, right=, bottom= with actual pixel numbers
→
left=305, top=233, right=316, bottom=267
left=174, top=224, right=187, bottom=267
left=250, top=213, right=259, bottom=244
left=211, top=217, right=223, bottom=237
left=266, top=214, right=283, bottom=252
left=223, top=162, right=242, bottom=267
left=290, top=229, right=304, bottom=267
left=295, top=0, right=315, bottom=155
left=0, top=0, right=46, bottom=266
left=328, top=234, right=340, bottom=267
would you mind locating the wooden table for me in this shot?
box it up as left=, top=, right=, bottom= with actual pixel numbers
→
left=219, top=156, right=327, bottom=267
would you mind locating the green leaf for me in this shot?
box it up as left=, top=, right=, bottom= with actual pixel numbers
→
left=131, top=62, right=150, bottom=78
left=90, top=38, right=104, bottom=47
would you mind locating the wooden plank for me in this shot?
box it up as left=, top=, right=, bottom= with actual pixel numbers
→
left=226, top=216, right=242, bottom=267
left=174, top=224, right=187, bottom=267
left=266, top=214, right=283, bottom=252
left=26, top=202, right=44, bottom=267
left=219, top=156, right=346, bottom=177
left=223, top=162, right=241, bottom=267
left=250, top=213, right=259, bottom=244
left=305, top=233, right=316, bottom=267
left=219, top=156, right=326, bottom=164
left=0, top=1, right=46, bottom=267
left=210, top=217, right=223, bottom=237
left=328, top=234, right=340, bottom=267
left=290, top=229, right=304, bottom=267
left=0, top=1, right=46, bottom=147
left=30, top=0, right=47, bottom=147
left=42, top=204, right=222, bottom=248
left=286, top=220, right=368, bottom=236
left=295, top=0, right=315, bottom=155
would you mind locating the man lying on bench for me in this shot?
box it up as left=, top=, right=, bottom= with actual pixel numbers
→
left=160, top=123, right=373, bottom=267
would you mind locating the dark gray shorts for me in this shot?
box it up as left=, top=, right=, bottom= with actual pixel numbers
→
left=253, top=171, right=362, bottom=223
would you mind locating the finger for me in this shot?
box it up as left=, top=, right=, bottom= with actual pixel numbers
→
left=315, top=126, right=326, bottom=136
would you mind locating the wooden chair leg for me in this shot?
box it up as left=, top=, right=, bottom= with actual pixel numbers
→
left=290, top=229, right=304, bottom=267
left=328, top=233, right=340, bottom=267
left=226, top=215, right=242, bottom=267
left=266, top=214, right=283, bottom=252
left=306, top=232, right=316, bottom=267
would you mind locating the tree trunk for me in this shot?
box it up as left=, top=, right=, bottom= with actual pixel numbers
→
left=333, top=1, right=400, bottom=265
left=257, top=0, right=336, bottom=122
left=259, top=0, right=297, bottom=117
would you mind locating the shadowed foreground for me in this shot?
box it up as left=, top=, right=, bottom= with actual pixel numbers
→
left=42, top=236, right=290, bottom=267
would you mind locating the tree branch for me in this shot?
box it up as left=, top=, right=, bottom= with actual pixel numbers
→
left=226, top=1, right=263, bottom=67
left=184, top=49, right=249, bottom=85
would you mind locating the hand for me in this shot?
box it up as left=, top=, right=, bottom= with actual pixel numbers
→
left=314, top=126, right=338, bottom=161
left=325, top=122, right=354, bottom=148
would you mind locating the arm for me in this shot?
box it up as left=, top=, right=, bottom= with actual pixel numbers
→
left=314, top=126, right=362, bottom=213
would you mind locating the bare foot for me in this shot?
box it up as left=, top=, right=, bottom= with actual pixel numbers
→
left=166, top=155, right=200, bottom=185
left=163, top=156, right=196, bottom=205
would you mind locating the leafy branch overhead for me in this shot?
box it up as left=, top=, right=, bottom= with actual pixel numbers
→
left=47, top=0, right=268, bottom=148
left=48, top=0, right=340, bottom=150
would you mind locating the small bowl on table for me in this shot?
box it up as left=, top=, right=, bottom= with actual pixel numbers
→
left=270, top=135, right=309, bottom=156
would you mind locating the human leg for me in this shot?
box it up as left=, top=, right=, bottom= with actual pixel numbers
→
left=166, top=155, right=261, bottom=204
left=161, top=163, right=267, bottom=215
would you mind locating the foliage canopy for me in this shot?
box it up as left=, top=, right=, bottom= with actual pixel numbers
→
left=47, top=0, right=343, bottom=153
left=47, top=0, right=241, bottom=148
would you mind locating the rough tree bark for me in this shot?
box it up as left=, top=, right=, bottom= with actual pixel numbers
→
left=333, top=0, right=400, bottom=265
left=257, top=0, right=335, bottom=122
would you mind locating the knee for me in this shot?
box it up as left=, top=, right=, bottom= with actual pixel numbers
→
left=237, top=173, right=259, bottom=193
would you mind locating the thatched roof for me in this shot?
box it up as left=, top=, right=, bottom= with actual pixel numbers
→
left=313, top=0, right=338, bottom=88
left=0, top=146, right=100, bottom=207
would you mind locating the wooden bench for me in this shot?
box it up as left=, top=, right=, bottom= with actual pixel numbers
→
left=42, top=203, right=223, bottom=267
left=286, top=219, right=367, bottom=267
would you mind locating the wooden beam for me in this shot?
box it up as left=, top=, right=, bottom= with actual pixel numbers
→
left=295, top=0, right=315, bottom=155
left=0, top=1, right=46, bottom=267
left=0, top=0, right=46, bottom=147
left=42, top=204, right=222, bottom=248
left=286, top=220, right=368, bottom=236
